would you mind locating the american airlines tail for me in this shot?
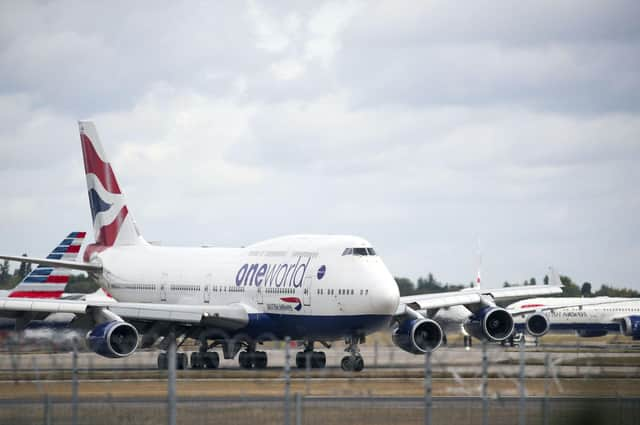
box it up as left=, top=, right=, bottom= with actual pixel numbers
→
left=8, top=232, right=86, bottom=298
left=79, top=121, right=146, bottom=261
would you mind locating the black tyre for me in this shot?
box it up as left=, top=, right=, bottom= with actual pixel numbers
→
left=311, top=352, right=326, bottom=368
left=191, top=352, right=203, bottom=369
left=254, top=351, right=268, bottom=369
left=340, top=356, right=352, bottom=371
left=177, top=353, right=188, bottom=369
left=238, top=351, right=252, bottom=369
left=353, top=356, right=364, bottom=372
left=157, top=352, right=168, bottom=370
left=204, top=352, right=220, bottom=369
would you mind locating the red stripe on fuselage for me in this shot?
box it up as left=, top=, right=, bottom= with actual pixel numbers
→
left=81, top=134, right=121, bottom=194
left=521, top=304, right=545, bottom=309
left=280, top=297, right=301, bottom=303
left=9, top=291, right=64, bottom=298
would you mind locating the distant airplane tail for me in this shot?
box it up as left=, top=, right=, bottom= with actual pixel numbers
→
left=79, top=121, right=145, bottom=261
left=9, top=232, right=86, bottom=298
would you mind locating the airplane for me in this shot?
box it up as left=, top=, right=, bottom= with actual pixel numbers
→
left=0, top=121, right=565, bottom=371
left=0, top=232, right=86, bottom=331
left=508, top=296, right=640, bottom=341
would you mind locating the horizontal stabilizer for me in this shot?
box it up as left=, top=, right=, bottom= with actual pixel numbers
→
left=0, top=254, right=101, bottom=273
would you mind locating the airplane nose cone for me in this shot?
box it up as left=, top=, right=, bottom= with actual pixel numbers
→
left=370, top=276, right=400, bottom=315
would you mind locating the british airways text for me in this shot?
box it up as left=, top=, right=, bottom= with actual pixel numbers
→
left=235, top=256, right=311, bottom=288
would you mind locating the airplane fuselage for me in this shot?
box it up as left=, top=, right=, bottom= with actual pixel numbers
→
left=90, top=234, right=400, bottom=340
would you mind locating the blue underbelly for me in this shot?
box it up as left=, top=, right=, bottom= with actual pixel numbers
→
left=241, top=313, right=393, bottom=340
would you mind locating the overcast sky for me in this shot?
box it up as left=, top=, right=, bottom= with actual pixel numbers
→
left=1, top=1, right=639, bottom=290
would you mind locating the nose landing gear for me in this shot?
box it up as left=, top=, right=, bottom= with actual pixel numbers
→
left=340, top=336, right=364, bottom=372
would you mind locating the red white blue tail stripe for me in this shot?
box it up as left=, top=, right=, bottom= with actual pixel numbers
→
left=9, top=232, right=86, bottom=298
left=79, top=121, right=143, bottom=262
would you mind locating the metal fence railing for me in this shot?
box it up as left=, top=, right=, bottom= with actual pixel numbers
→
left=0, top=333, right=639, bottom=425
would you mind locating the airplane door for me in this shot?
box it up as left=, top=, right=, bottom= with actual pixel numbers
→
left=303, top=275, right=312, bottom=306
left=256, top=286, right=264, bottom=305
left=204, top=273, right=212, bottom=304
left=204, top=284, right=210, bottom=303
left=160, top=272, right=168, bottom=302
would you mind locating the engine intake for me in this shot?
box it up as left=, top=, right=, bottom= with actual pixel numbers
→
left=392, top=318, right=443, bottom=354
left=620, top=315, right=640, bottom=340
left=525, top=312, right=550, bottom=337
left=87, top=321, right=139, bottom=358
left=463, top=307, right=514, bottom=342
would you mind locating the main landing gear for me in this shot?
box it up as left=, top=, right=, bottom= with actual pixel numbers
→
left=340, top=336, right=364, bottom=372
left=296, top=341, right=326, bottom=369
left=238, top=341, right=268, bottom=369
left=191, top=340, right=220, bottom=369
left=157, top=352, right=188, bottom=370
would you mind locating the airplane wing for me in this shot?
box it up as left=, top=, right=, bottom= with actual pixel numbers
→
left=0, top=297, right=249, bottom=329
left=399, top=284, right=563, bottom=312
left=0, top=254, right=101, bottom=273
left=510, top=298, right=640, bottom=317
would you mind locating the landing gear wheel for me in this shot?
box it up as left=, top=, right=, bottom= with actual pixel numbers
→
left=253, top=351, right=268, bottom=369
left=312, top=351, right=326, bottom=368
left=176, top=353, right=188, bottom=369
left=191, top=352, right=204, bottom=369
left=238, top=351, right=267, bottom=369
left=157, top=352, right=168, bottom=370
left=203, top=352, right=220, bottom=369
left=296, top=351, right=326, bottom=369
left=239, top=351, right=252, bottom=369
left=158, top=352, right=187, bottom=369
left=340, top=355, right=364, bottom=372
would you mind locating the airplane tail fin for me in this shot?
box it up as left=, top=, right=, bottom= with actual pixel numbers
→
left=9, top=232, right=86, bottom=298
left=79, top=121, right=145, bottom=258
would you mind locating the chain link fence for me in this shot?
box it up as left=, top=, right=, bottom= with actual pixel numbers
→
left=0, top=332, right=639, bottom=425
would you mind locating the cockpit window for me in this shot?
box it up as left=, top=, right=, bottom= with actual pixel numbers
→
left=343, top=247, right=377, bottom=256
left=353, top=248, right=368, bottom=256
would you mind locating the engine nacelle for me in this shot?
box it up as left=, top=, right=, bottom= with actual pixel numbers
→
left=463, top=307, right=514, bottom=342
left=576, top=329, right=608, bottom=338
left=525, top=312, right=550, bottom=337
left=392, top=318, right=443, bottom=354
left=620, top=316, right=640, bottom=340
left=86, top=321, right=139, bottom=358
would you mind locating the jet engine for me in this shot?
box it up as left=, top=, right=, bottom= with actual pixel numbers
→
left=620, top=315, right=640, bottom=340
left=392, top=318, right=443, bottom=354
left=463, top=307, right=514, bottom=342
left=86, top=321, right=139, bottom=358
left=525, top=312, right=550, bottom=337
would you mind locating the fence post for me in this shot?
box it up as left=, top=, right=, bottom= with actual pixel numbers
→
left=482, top=340, right=488, bottom=425
left=295, top=392, right=302, bottom=425
left=424, top=350, right=432, bottom=425
left=543, top=353, right=550, bottom=425
left=284, top=336, right=291, bottom=425
left=519, top=337, right=526, bottom=425
left=72, top=338, right=78, bottom=425
left=374, top=340, right=379, bottom=369
left=43, top=394, right=51, bottom=425
left=168, top=331, right=177, bottom=425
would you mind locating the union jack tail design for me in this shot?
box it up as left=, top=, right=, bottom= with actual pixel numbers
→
left=9, top=232, right=87, bottom=298
left=79, top=121, right=144, bottom=261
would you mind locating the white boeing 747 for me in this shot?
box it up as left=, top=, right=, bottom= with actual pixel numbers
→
left=0, top=122, right=565, bottom=371
left=509, top=297, right=640, bottom=340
